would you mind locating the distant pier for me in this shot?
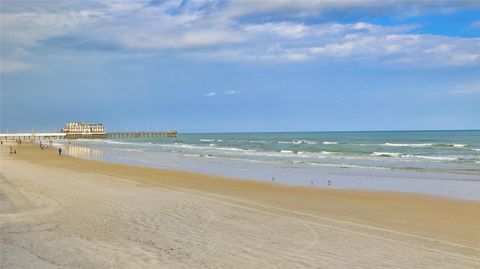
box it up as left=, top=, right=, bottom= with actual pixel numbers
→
left=0, top=122, right=177, bottom=141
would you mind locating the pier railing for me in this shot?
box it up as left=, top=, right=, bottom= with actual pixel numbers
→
left=0, top=132, right=66, bottom=140
left=106, top=131, right=177, bottom=139
left=0, top=131, right=177, bottom=140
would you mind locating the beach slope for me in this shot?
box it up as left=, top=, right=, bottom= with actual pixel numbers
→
left=1, top=143, right=479, bottom=268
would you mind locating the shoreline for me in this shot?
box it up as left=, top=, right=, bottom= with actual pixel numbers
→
left=1, top=142, right=480, bottom=267
left=52, top=140, right=480, bottom=200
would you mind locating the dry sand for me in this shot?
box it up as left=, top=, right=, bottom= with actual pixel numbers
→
left=1, top=142, right=479, bottom=268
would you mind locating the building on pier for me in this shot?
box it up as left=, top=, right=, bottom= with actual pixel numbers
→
left=61, top=122, right=107, bottom=139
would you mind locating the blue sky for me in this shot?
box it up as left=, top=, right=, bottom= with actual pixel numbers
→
left=1, top=0, right=479, bottom=132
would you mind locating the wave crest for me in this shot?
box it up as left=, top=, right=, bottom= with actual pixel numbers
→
left=447, top=144, right=468, bottom=148
left=371, top=152, right=402, bottom=157
left=383, top=143, right=433, bottom=147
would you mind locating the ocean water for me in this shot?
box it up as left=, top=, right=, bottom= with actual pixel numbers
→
left=65, top=130, right=479, bottom=173
left=53, top=130, right=480, bottom=199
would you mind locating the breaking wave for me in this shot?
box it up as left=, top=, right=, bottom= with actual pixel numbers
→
left=402, top=155, right=458, bottom=161
left=371, top=152, right=402, bottom=157
left=447, top=144, right=468, bottom=148
left=371, top=152, right=458, bottom=162
left=383, top=143, right=433, bottom=147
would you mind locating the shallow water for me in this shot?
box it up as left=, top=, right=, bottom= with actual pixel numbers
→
left=51, top=130, right=480, bottom=200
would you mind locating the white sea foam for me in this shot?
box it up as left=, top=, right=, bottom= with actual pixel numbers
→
left=183, top=154, right=201, bottom=157
left=243, top=151, right=285, bottom=158
left=200, top=139, right=215, bottom=142
left=168, top=144, right=252, bottom=153
left=371, top=152, right=402, bottom=157
left=216, top=147, right=250, bottom=152
left=371, top=151, right=458, bottom=161
left=279, top=140, right=317, bottom=144
left=278, top=140, right=302, bottom=144
left=117, top=148, right=144, bottom=153
left=322, top=141, right=338, bottom=145
left=102, top=140, right=140, bottom=145
left=163, top=143, right=249, bottom=153
left=376, top=143, right=467, bottom=148
left=280, top=150, right=294, bottom=153
left=165, top=143, right=209, bottom=150
left=383, top=143, right=433, bottom=147
left=308, top=162, right=388, bottom=170
left=402, top=155, right=458, bottom=161
left=472, top=149, right=480, bottom=152
left=448, top=144, right=468, bottom=148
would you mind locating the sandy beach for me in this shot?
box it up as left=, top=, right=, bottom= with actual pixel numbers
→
left=1, top=142, right=479, bottom=268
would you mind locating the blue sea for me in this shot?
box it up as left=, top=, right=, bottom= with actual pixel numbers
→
left=54, top=130, right=480, bottom=199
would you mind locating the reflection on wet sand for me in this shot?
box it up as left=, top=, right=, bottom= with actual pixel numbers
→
left=65, top=145, right=103, bottom=159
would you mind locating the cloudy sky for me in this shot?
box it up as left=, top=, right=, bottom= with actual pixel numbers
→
left=1, top=0, right=479, bottom=132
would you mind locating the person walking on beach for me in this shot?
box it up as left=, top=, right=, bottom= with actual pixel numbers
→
left=9, top=146, right=12, bottom=154
left=58, top=148, right=62, bottom=156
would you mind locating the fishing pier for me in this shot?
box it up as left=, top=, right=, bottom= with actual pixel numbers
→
left=0, top=122, right=177, bottom=141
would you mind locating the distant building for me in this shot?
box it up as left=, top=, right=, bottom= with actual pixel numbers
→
left=61, top=122, right=106, bottom=139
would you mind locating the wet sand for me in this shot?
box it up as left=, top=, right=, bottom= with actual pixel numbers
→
left=1, top=142, right=479, bottom=268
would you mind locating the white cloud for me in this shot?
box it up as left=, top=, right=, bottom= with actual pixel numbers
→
left=243, top=22, right=308, bottom=39
left=101, top=0, right=147, bottom=13
left=0, top=11, right=103, bottom=47
left=225, top=90, right=240, bottom=95
left=220, top=1, right=480, bottom=21
left=448, top=81, right=480, bottom=95
left=120, top=30, right=246, bottom=50
left=0, top=59, right=33, bottom=73
left=205, top=92, right=216, bottom=97
left=0, top=0, right=479, bottom=67
left=220, top=1, right=387, bottom=20
left=186, top=24, right=480, bottom=66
